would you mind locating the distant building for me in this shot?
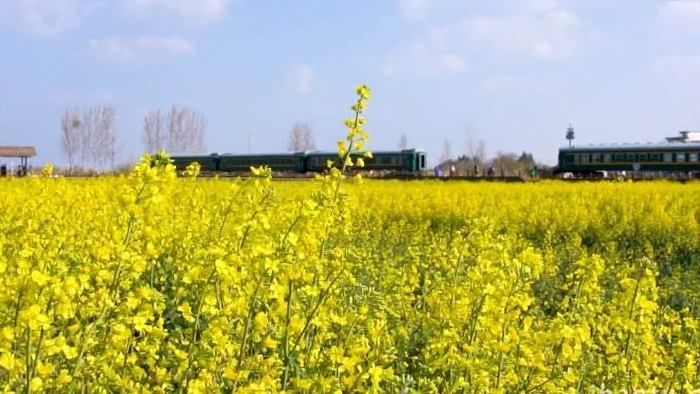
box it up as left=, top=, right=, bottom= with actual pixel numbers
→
left=0, top=146, right=37, bottom=176
left=666, top=131, right=700, bottom=143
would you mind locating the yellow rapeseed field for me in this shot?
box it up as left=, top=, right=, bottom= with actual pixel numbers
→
left=1, top=87, right=700, bottom=393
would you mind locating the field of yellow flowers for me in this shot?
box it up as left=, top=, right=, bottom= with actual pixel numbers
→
left=2, top=87, right=700, bottom=393
left=1, top=168, right=699, bottom=393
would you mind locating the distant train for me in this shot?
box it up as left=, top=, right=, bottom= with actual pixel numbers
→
left=172, top=149, right=428, bottom=174
left=557, top=141, right=700, bottom=176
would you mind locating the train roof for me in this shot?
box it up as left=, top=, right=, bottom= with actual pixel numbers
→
left=172, top=149, right=426, bottom=158
left=171, top=152, right=307, bottom=158
left=560, top=142, right=700, bottom=152
left=305, top=148, right=426, bottom=156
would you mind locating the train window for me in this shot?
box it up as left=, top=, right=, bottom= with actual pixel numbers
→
left=676, top=153, right=686, bottom=162
left=663, top=153, right=673, bottom=163
left=421, top=155, right=425, bottom=169
left=690, top=153, right=699, bottom=162
left=625, top=153, right=635, bottom=162
left=603, top=153, right=611, bottom=162
left=650, top=153, right=660, bottom=162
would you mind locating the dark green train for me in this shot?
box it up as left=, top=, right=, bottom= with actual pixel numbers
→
left=557, top=142, right=700, bottom=175
left=305, top=149, right=426, bottom=173
left=171, top=149, right=427, bottom=174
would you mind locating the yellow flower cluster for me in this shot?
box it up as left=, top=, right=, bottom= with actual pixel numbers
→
left=0, top=88, right=699, bottom=392
left=2, top=176, right=700, bottom=393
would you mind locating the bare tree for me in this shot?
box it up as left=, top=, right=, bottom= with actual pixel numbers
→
left=440, top=137, right=452, bottom=164
left=465, top=135, right=487, bottom=164
left=398, top=133, right=408, bottom=150
left=97, top=105, right=117, bottom=168
left=287, top=122, right=316, bottom=151
left=143, top=109, right=165, bottom=153
left=81, top=104, right=117, bottom=168
left=61, top=107, right=82, bottom=172
left=61, top=104, right=117, bottom=170
left=167, top=105, right=206, bottom=154
left=80, top=108, right=95, bottom=165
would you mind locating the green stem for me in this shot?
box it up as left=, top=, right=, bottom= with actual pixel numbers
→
left=281, top=281, right=294, bottom=390
left=237, top=281, right=262, bottom=368
left=179, top=290, right=206, bottom=394
left=24, top=328, right=31, bottom=394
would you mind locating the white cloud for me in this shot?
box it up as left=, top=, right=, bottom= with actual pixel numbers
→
left=447, top=8, right=579, bottom=59
left=288, top=65, right=314, bottom=95
left=526, top=0, right=563, bottom=13
left=386, top=2, right=583, bottom=75
left=124, top=0, right=233, bottom=25
left=653, top=2, right=700, bottom=79
left=1, top=0, right=86, bottom=37
left=398, top=0, right=432, bottom=20
left=0, top=0, right=232, bottom=36
left=659, top=1, right=700, bottom=27
left=89, top=35, right=196, bottom=64
left=479, top=74, right=554, bottom=94
left=652, top=54, right=700, bottom=76
left=385, top=44, right=466, bottom=76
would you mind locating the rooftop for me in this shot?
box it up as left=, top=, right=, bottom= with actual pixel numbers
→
left=666, top=131, right=700, bottom=143
left=0, top=146, right=37, bottom=158
left=561, top=130, right=700, bottom=151
left=561, top=142, right=700, bottom=151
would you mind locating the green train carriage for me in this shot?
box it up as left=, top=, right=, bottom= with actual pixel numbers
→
left=305, top=149, right=427, bottom=173
left=217, top=152, right=307, bottom=172
left=557, top=143, right=700, bottom=174
left=171, top=149, right=428, bottom=174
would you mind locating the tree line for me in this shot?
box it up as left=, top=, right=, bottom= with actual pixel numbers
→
left=61, top=104, right=207, bottom=172
left=59, top=103, right=538, bottom=176
left=436, top=135, right=540, bottom=177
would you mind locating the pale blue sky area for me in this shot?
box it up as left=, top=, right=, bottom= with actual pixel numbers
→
left=2, top=0, right=700, bottom=166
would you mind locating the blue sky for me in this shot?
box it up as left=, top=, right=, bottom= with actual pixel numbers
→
left=2, top=0, right=700, bottom=166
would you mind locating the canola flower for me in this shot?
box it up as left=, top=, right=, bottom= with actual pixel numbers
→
left=0, top=86, right=699, bottom=393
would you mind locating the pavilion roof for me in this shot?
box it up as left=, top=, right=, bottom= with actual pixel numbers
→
left=0, top=146, right=37, bottom=158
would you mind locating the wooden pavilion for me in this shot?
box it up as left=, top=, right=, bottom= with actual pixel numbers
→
left=0, top=146, right=37, bottom=176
